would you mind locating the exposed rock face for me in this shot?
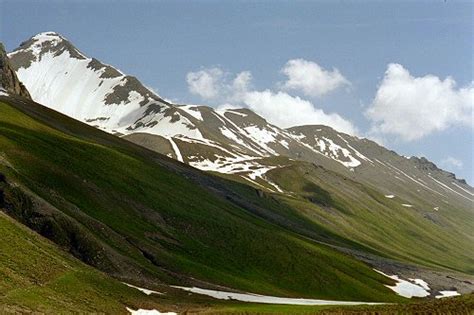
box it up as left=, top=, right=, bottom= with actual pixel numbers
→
left=0, top=43, right=31, bottom=99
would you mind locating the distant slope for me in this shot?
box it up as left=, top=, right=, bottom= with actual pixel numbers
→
left=0, top=95, right=408, bottom=302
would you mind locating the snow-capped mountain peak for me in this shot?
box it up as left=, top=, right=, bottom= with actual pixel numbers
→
left=7, top=32, right=472, bottom=201
left=9, top=32, right=172, bottom=134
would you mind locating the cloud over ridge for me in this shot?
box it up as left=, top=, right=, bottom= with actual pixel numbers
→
left=185, top=60, right=356, bottom=135
left=366, top=63, right=474, bottom=141
left=281, top=59, right=350, bottom=97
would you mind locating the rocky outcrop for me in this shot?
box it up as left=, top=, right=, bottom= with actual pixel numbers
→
left=0, top=43, right=31, bottom=99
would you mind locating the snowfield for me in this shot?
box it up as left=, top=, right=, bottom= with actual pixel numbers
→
left=123, top=282, right=163, bottom=295
left=171, top=286, right=385, bottom=305
left=374, top=270, right=430, bottom=298
left=435, top=291, right=461, bottom=299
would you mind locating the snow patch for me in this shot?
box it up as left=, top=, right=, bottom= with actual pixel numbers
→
left=224, top=109, right=248, bottom=117
left=123, top=282, right=162, bottom=295
left=384, top=162, right=445, bottom=197
left=168, top=138, right=183, bottom=162
left=337, top=134, right=373, bottom=163
left=401, top=204, right=413, bottom=208
left=427, top=175, right=473, bottom=202
left=451, top=182, right=474, bottom=196
left=127, top=307, right=176, bottom=315
left=243, top=125, right=278, bottom=155
left=317, top=137, right=361, bottom=168
left=408, top=279, right=430, bottom=291
left=435, top=291, right=460, bottom=299
left=374, top=270, right=429, bottom=298
left=131, top=111, right=203, bottom=140
left=385, top=195, right=395, bottom=199
left=171, top=286, right=384, bottom=306
left=179, top=105, right=203, bottom=121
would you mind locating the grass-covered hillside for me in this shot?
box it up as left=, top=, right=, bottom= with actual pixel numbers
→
left=0, top=96, right=407, bottom=306
left=264, top=161, right=474, bottom=274
left=0, top=211, right=180, bottom=313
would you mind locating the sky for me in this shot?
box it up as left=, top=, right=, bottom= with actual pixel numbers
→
left=1, top=0, right=473, bottom=184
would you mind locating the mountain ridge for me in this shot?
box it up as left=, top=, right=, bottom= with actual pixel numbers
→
left=0, top=32, right=473, bottom=312
left=7, top=32, right=469, bottom=185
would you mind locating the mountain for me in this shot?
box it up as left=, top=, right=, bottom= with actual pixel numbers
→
left=9, top=33, right=472, bottom=200
left=2, top=32, right=474, bottom=312
left=0, top=95, right=410, bottom=310
left=2, top=89, right=473, bottom=314
left=8, top=31, right=474, bottom=269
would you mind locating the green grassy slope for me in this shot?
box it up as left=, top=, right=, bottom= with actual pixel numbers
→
left=264, top=161, right=474, bottom=274
left=0, top=211, right=179, bottom=313
left=0, top=97, right=405, bottom=303
left=205, top=293, right=474, bottom=314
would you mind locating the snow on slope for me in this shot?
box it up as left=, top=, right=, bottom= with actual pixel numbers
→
left=288, top=130, right=362, bottom=168
left=127, top=308, right=176, bottom=315
left=6, top=32, right=372, bottom=177
left=12, top=33, right=145, bottom=132
left=9, top=32, right=472, bottom=199
left=435, top=291, right=461, bottom=298
left=172, top=286, right=385, bottom=305
left=374, top=270, right=430, bottom=298
left=123, top=283, right=163, bottom=296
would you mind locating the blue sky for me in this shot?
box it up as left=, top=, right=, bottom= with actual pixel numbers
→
left=1, top=0, right=473, bottom=183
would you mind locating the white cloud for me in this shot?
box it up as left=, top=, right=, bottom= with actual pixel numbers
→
left=440, top=156, right=463, bottom=170
left=241, top=90, right=357, bottom=135
left=186, top=64, right=356, bottom=135
left=281, top=59, right=350, bottom=97
left=186, top=67, right=223, bottom=99
left=366, top=63, right=474, bottom=141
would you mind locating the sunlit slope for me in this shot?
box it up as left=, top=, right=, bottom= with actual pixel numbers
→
left=0, top=97, right=405, bottom=302
left=264, top=160, right=474, bottom=274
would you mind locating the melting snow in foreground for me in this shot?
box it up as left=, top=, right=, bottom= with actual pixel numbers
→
left=171, top=286, right=384, bottom=305
left=374, top=270, right=429, bottom=298
left=408, top=279, right=430, bottom=291
left=123, top=282, right=163, bottom=295
left=126, top=307, right=176, bottom=315
left=436, top=291, right=460, bottom=299
left=122, top=282, right=163, bottom=295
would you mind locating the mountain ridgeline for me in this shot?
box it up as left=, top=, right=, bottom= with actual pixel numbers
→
left=0, top=32, right=473, bottom=312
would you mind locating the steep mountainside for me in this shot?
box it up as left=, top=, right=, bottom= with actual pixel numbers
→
left=9, top=32, right=472, bottom=207
left=0, top=211, right=176, bottom=313
left=5, top=32, right=474, bottom=300
left=1, top=95, right=412, bottom=303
